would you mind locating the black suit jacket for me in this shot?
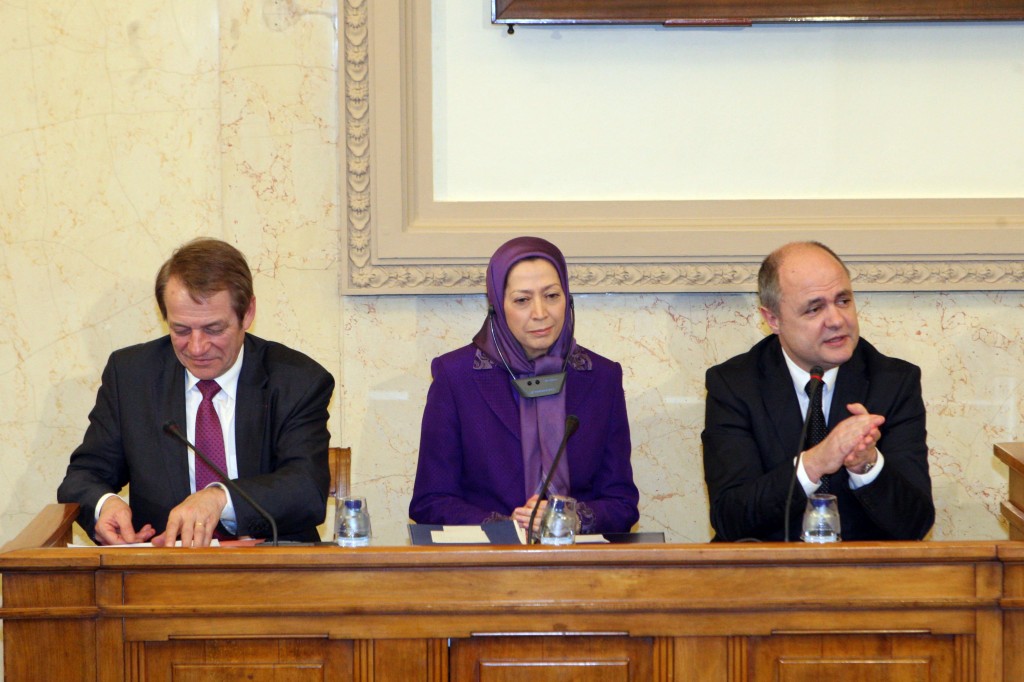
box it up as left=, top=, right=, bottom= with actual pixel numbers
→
left=57, top=334, right=334, bottom=542
left=701, top=336, right=934, bottom=542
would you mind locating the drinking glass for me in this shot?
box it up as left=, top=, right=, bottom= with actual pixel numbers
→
left=540, top=495, right=578, bottom=546
left=336, top=496, right=372, bottom=547
left=802, top=493, right=841, bottom=543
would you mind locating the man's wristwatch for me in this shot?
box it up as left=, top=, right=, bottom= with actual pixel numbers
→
left=856, top=461, right=875, bottom=475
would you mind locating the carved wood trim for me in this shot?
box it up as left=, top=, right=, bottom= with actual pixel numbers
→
left=126, top=641, right=144, bottom=682
left=653, top=637, right=674, bottom=681
left=729, top=635, right=747, bottom=682
left=355, top=638, right=374, bottom=682
left=428, top=638, right=449, bottom=682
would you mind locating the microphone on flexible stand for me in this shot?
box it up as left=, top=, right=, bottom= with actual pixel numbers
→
left=527, top=414, right=580, bottom=545
left=783, top=365, right=824, bottom=542
left=162, top=420, right=279, bottom=546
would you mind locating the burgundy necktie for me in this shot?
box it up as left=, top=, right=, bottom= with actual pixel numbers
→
left=194, top=380, right=227, bottom=490
left=804, top=378, right=830, bottom=493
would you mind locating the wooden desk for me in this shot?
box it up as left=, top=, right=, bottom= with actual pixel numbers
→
left=2, top=504, right=1021, bottom=681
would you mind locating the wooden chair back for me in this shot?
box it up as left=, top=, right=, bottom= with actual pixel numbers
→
left=328, top=446, right=351, bottom=501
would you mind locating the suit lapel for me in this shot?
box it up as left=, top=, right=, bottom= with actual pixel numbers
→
left=760, top=339, right=805, bottom=456
left=473, top=364, right=521, bottom=440
left=234, top=336, right=267, bottom=478
left=830, top=343, right=868, bottom=428
left=156, top=346, right=191, bottom=499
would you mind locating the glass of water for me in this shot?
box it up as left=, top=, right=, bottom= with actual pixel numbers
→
left=336, top=496, right=372, bottom=547
left=802, top=493, right=841, bottom=543
left=540, top=495, right=578, bottom=546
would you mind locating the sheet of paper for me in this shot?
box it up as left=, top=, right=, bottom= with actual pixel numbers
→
left=575, top=534, right=610, bottom=544
left=430, top=526, right=491, bottom=544
left=67, top=539, right=221, bottom=548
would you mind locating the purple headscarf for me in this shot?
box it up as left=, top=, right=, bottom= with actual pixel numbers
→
left=472, top=236, right=575, bottom=499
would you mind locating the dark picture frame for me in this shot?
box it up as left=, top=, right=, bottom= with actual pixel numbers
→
left=492, top=0, right=1024, bottom=27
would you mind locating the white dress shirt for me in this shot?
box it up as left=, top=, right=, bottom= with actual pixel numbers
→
left=779, top=348, right=884, bottom=495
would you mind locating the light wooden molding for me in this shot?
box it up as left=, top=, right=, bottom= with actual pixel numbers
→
left=341, top=0, right=1024, bottom=294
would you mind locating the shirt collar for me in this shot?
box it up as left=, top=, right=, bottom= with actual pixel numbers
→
left=185, top=345, right=245, bottom=401
left=779, top=347, right=838, bottom=397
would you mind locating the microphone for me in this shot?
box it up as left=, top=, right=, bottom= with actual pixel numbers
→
left=527, top=415, right=580, bottom=545
left=783, top=366, right=824, bottom=542
left=162, top=420, right=279, bottom=546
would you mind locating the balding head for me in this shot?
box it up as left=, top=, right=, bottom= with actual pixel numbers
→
left=758, top=241, right=849, bottom=317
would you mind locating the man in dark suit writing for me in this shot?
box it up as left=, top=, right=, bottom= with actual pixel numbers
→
left=701, top=241, right=934, bottom=542
left=58, top=238, right=334, bottom=546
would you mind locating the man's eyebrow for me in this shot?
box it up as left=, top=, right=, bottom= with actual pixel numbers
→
left=169, top=321, right=227, bottom=329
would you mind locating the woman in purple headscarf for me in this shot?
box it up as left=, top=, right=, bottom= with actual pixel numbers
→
left=409, top=237, right=639, bottom=534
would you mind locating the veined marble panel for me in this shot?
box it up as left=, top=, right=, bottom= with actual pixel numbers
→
left=342, top=291, right=1021, bottom=545
left=0, top=0, right=342, bottom=560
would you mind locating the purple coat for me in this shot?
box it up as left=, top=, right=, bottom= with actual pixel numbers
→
left=409, top=344, right=639, bottom=533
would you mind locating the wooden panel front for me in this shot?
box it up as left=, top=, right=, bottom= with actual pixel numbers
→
left=113, top=563, right=988, bottom=616
left=2, top=570, right=98, bottom=680
left=3, top=618, right=97, bottom=681
left=672, top=637, right=730, bottom=681
left=137, top=639, right=353, bottom=682
left=375, top=639, right=449, bottom=682
left=127, top=633, right=445, bottom=682
left=1, top=520, right=1017, bottom=682
left=451, top=636, right=652, bottom=682
left=750, top=633, right=958, bottom=682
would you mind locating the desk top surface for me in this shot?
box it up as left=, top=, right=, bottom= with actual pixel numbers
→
left=2, top=538, right=1015, bottom=572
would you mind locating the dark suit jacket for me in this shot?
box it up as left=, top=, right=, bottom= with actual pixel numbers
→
left=57, top=334, right=334, bottom=542
left=409, top=344, right=639, bottom=533
left=702, top=336, right=934, bottom=542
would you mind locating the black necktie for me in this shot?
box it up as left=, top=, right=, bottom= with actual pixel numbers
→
left=804, top=378, right=829, bottom=493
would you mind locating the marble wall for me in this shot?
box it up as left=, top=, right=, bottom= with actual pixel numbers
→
left=1, top=0, right=1020, bottom=572
left=349, top=291, right=1022, bottom=545
left=0, top=0, right=342, bottom=547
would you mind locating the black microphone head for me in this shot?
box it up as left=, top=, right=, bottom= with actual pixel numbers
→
left=809, top=365, right=825, bottom=382
left=565, top=414, right=580, bottom=436
left=162, top=420, right=181, bottom=437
